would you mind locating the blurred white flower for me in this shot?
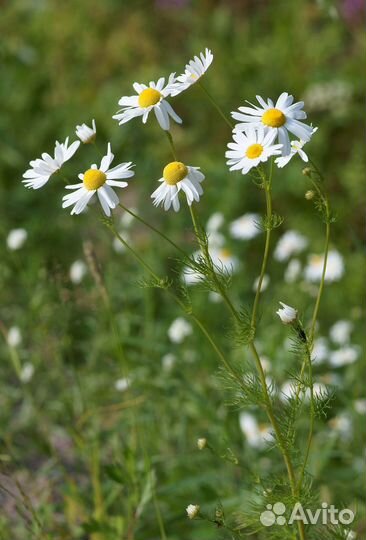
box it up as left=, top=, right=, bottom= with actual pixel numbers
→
left=7, top=326, right=22, bottom=347
left=210, top=247, right=239, bottom=273
left=329, top=320, right=353, bottom=345
left=115, top=378, right=130, bottom=392
left=7, top=228, right=28, bottom=250
left=312, top=337, right=329, bottom=365
left=120, top=208, right=137, bottom=228
left=260, top=356, right=271, bottom=373
left=329, top=413, right=352, bottom=439
left=305, top=382, right=328, bottom=402
left=280, top=380, right=296, bottom=401
left=303, top=81, right=352, bottom=113
left=161, top=353, right=176, bottom=372
left=169, top=48, right=213, bottom=96
left=206, top=212, right=224, bottom=233
left=186, top=504, right=200, bottom=519
left=75, top=119, right=96, bottom=144
left=304, top=250, right=344, bottom=282
left=20, top=362, right=34, bottom=383
left=168, top=317, right=192, bottom=343
left=208, top=291, right=222, bottom=303
left=253, top=274, right=269, bottom=292
left=274, top=230, right=308, bottom=261
left=354, top=399, right=366, bottom=415
left=284, top=258, right=302, bottom=283
left=23, top=137, right=80, bottom=189
left=276, top=302, right=297, bottom=324
left=229, top=213, right=261, bottom=240
left=239, top=412, right=273, bottom=449
left=69, top=260, right=87, bottom=284
left=329, top=345, right=359, bottom=367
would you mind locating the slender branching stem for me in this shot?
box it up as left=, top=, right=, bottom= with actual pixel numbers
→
left=198, top=81, right=234, bottom=129
left=250, top=168, right=273, bottom=329
left=109, top=225, right=235, bottom=377
left=117, top=203, right=188, bottom=258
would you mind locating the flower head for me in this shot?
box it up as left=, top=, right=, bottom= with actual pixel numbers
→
left=186, top=504, right=200, bottom=519
left=231, top=93, right=313, bottom=155
left=169, top=48, right=213, bottom=96
left=76, top=119, right=96, bottom=144
left=239, top=412, right=273, bottom=449
left=168, top=317, right=192, bottom=343
left=276, top=302, right=298, bottom=324
left=62, top=143, right=134, bottom=216
left=151, top=161, right=204, bottom=211
left=113, top=75, right=182, bottom=131
left=275, top=127, right=318, bottom=167
left=226, top=127, right=282, bottom=175
left=23, top=137, right=80, bottom=189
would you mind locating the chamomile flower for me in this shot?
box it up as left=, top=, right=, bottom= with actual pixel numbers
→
left=151, top=161, right=204, bottom=212
left=275, top=127, right=318, bottom=168
left=304, top=250, right=344, bottom=282
left=22, top=137, right=80, bottom=189
left=62, top=143, right=134, bottom=216
left=113, top=74, right=182, bottom=131
left=169, top=48, right=214, bottom=96
left=231, top=93, right=313, bottom=155
left=226, top=127, right=282, bottom=175
left=75, top=119, right=96, bottom=144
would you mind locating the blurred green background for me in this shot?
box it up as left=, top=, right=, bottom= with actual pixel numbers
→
left=0, top=0, right=365, bottom=539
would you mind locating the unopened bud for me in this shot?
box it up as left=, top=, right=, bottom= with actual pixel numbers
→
left=302, top=167, right=312, bottom=177
left=197, top=438, right=207, bottom=450
left=276, top=302, right=298, bottom=325
left=305, top=190, right=315, bottom=200
left=186, top=504, right=200, bottom=519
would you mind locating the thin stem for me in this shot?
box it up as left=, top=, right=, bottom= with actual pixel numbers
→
left=250, top=171, right=272, bottom=329
left=165, top=131, right=178, bottom=160
left=188, top=204, right=238, bottom=321
left=297, top=340, right=314, bottom=492
left=117, top=203, right=188, bottom=258
left=109, top=226, right=233, bottom=374
left=198, top=81, right=234, bottom=129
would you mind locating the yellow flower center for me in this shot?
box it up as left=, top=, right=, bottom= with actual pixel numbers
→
left=138, top=88, right=162, bottom=108
left=219, top=248, right=232, bottom=259
left=83, top=169, right=107, bottom=191
left=163, top=161, right=188, bottom=185
left=262, top=108, right=286, bottom=127
left=245, top=143, right=264, bottom=159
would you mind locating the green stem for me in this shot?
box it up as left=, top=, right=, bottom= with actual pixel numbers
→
left=198, top=81, right=234, bottom=129
left=109, top=226, right=233, bottom=374
left=297, top=339, right=314, bottom=492
left=251, top=171, right=272, bottom=329
left=165, top=131, right=178, bottom=160
left=117, top=203, right=188, bottom=258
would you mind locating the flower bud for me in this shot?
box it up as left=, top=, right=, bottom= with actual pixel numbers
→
left=186, top=504, right=200, bottom=519
left=302, top=167, right=312, bottom=177
left=197, top=438, right=207, bottom=450
left=276, top=302, right=298, bottom=325
left=305, top=190, right=315, bottom=200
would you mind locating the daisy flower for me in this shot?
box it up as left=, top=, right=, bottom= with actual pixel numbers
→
left=113, top=74, right=182, bottom=131
left=22, top=137, right=80, bottom=189
left=168, top=48, right=214, bottom=96
left=75, top=119, right=96, bottom=144
left=274, top=230, right=308, bottom=261
left=275, top=127, right=318, bottom=168
left=151, top=161, right=204, bottom=212
left=62, top=143, right=134, bottom=216
left=226, top=127, right=282, bottom=175
left=231, top=93, right=313, bottom=155
left=229, top=213, right=261, bottom=240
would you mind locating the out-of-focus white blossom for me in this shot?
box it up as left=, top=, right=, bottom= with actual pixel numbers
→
left=168, top=317, right=192, bottom=343
left=274, top=230, right=308, bottom=261
left=329, top=320, right=353, bottom=345
left=7, top=228, right=28, bottom=250
left=69, top=260, right=87, bottom=284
